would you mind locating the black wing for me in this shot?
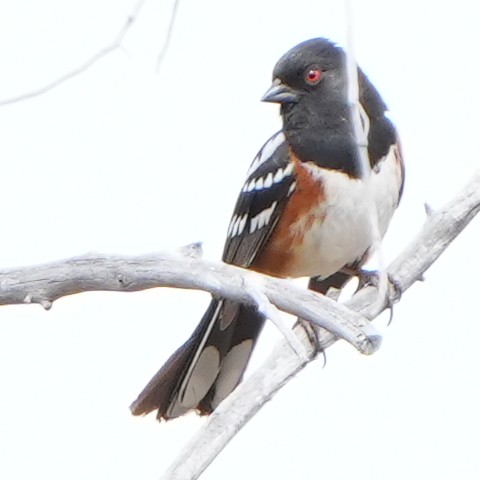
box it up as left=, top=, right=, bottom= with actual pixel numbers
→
left=222, top=131, right=296, bottom=267
left=130, top=131, right=298, bottom=420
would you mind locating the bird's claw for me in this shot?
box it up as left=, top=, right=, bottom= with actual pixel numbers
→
left=354, top=269, right=402, bottom=324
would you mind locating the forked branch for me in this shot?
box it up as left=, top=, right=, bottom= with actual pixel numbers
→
left=0, top=171, right=479, bottom=479
left=160, top=168, right=480, bottom=480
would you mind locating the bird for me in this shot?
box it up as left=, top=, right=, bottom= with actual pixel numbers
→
left=130, top=37, right=405, bottom=421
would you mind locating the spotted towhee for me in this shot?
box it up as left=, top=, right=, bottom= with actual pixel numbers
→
left=130, top=38, right=405, bottom=421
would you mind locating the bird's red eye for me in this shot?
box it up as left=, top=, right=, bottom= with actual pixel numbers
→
left=305, top=66, right=322, bottom=85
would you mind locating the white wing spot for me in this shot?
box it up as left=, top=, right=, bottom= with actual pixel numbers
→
left=288, top=181, right=296, bottom=196
left=227, top=215, right=237, bottom=237
left=237, top=214, right=248, bottom=236
left=264, top=172, right=273, bottom=188
left=231, top=215, right=242, bottom=237
left=249, top=215, right=258, bottom=234
left=249, top=201, right=278, bottom=234
left=273, top=167, right=284, bottom=183
left=243, top=162, right=293, bottom=194
left=283, top=162, right=294, bottom=176
left=229, top=213, right=249, bottom=238
left=246, top=131, right=285, bottom=176
left=273, top=164, right=293, bottom=184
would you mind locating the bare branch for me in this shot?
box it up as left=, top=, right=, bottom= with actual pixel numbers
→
left=242, top=275, right=309, bottom=361
left=0, top=249, right=380, bottom=356
left=350, top=171, right=480, bottom=319
left=160, top=169, right=480, bottom=480
left=0, top=0, right=146, bottom=107
left=155, top=0, right=181, bottom=72
left=1, top=171, right=479, bottom=480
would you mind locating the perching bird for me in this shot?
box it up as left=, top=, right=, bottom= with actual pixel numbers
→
left=130, top=38, right=405, bottom=421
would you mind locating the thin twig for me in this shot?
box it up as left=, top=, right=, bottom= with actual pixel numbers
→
left=242, top=274, right=309, bottom=362
left=344, top=0, right=388, bottom=306
left=0, top=0, right=146, bottom=107
left=155, top=0, right=181, bottom=72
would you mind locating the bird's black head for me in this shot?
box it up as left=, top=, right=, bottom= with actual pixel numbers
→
left=261, top=38, right=395, bottom=177
left=262, top=38, right=359, bottom=173
left=262, top=38, right=348, bottom=111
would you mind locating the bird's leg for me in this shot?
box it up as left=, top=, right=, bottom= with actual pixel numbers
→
left=341, top=267, right=402, bottom=324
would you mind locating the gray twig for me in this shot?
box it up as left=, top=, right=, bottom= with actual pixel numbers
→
left=0, top=0, right=146, bottom=107
left=344, top=0, right=388, bottom=307
left=242, top=274, right=310, bottom=361
left=155, top=0, right=181, bottom=72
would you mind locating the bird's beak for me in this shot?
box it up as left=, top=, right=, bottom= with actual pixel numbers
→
left=261, top=79, right=298, bottom=104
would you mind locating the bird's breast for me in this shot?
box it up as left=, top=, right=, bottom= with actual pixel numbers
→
left=252, top=144, right=402, bottom=279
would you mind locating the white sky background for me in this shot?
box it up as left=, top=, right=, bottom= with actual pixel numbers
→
left=0, top=0, right=479, bottom=478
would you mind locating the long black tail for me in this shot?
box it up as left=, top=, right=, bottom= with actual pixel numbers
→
left=130, top=298, right=266, bottom=421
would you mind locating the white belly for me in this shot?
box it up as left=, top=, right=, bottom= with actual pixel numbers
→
left=287, top=145, right=402, bottom=278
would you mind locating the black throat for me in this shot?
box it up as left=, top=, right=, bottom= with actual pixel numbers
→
left=281, top=99, right=363, bottom=178
left=280, top=68, right=397, bottom=180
